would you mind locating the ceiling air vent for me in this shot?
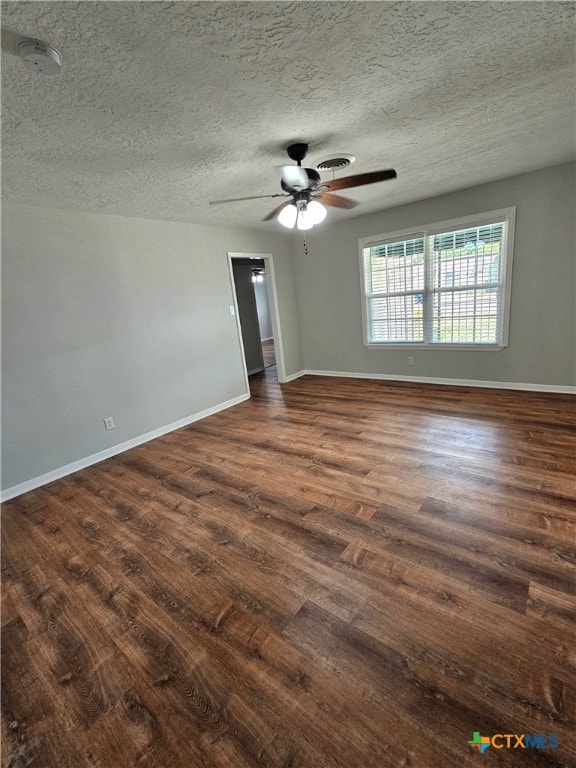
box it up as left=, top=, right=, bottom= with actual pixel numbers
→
left=316, top=153, right=356, bottom=172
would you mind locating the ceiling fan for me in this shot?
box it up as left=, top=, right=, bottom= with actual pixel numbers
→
left=209, top=143, right=397, bottom=230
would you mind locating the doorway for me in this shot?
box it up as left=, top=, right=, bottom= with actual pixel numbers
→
left=227, top=252, right=287, bottom=385
left=251, top=259, right=276, bottom=370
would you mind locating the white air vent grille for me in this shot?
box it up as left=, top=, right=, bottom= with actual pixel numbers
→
left=316, top=153, right=356, bottom=172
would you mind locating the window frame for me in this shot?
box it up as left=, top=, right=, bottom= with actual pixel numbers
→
left=359, top=207, right=516, bottom=351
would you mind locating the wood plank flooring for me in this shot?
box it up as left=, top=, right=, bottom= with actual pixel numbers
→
left=2, top=370, right=575, bottom=767
left=261, top=339, right=276, bottom=369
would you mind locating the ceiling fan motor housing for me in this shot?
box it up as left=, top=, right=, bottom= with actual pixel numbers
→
left=286, top=143, right=309, bottom=165
left=280, top=167, right=320, bottom=194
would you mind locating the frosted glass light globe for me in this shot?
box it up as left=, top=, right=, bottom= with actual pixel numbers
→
left=277, top=204, right=298, bottom=228
left=307, top=200, right=327, bottom=224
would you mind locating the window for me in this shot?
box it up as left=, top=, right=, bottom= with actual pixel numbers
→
left=360, top=208, right=515, bottom=349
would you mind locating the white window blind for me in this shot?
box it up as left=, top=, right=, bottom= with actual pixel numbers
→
left=361, top=209, right=515, bottom=348
left=364, top=237, right=425, bottom=343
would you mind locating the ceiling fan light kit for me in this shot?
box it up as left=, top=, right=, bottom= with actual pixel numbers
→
left=278, top=199, right=327, bottom=230
left=251, top=268, right=265, bottom=283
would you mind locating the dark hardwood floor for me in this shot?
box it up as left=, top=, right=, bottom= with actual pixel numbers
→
left=261, top=338, right=276, bottom=369
left=2, top=369, right=575, bottom=767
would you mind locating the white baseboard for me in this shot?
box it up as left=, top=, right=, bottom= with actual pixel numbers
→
left=247, top=366, right=264, bottom=376
left=260, top=336, right=274, bottom=342
left=5, top=371, right=572, bottom=503
left=1, top=393, right=250, bottom=503
left=302, top=370, right=576, bottom=394
left=280, top=370, right=307, bottom=383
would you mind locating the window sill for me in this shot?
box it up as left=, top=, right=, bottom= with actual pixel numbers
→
left=364, top=343, right=507, bottom=352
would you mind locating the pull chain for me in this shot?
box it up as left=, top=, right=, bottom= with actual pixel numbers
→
left=302, top=231, right=308, bottom=257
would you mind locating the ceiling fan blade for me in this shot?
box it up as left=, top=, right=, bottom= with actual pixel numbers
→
left=262, top=201, right=291, bottom=222
left=281, top=165, right=309, bottom=190
left=321, top=169, right=397, bottom=192
left=209, top=193, right=288, bottom=205
left=316, top=192, right=358, bottom=209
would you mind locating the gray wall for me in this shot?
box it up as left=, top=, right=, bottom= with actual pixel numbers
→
left=1, top=203, right=302, bottom=490
left=293, top=162, right=575, bottom=387
left=232, top=260, right=264, bottom=374
left=3, top=162, right=573, bottom=491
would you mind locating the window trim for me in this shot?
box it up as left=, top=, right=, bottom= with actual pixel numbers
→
left=358, top=207, right=516, bottom=351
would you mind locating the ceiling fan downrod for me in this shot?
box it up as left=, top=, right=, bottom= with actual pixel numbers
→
left=286, top=143, right=309, bottom=167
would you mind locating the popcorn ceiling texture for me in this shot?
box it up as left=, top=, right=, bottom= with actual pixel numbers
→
left=1, top=1, right=574, bottom=229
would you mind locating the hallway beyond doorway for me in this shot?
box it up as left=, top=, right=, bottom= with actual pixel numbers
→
left=262, top=338, right=276, bottom=369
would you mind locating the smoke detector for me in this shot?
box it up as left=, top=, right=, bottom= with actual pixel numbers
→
left=316, top=153, right=356, bottom=173
left=17, top=38, right=62, bottom=75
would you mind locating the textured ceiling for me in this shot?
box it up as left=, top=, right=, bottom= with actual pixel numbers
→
left=2, top=1, right=575, bottom=230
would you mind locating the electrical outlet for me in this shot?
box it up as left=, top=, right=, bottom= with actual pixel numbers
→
left=103, top=417, right=115, bottom=431
left=408, top=356, right=415, bottom=366
left=229, top=305, right=236, bottom=316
